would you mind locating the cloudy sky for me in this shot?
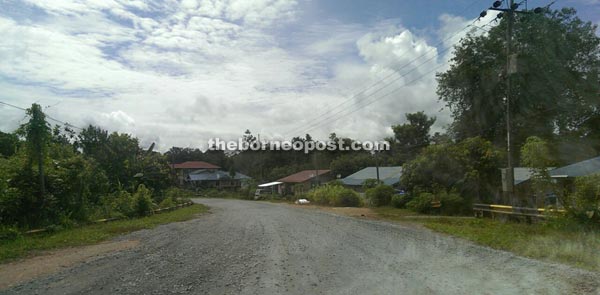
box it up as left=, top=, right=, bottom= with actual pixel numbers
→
left=1, top=0, right=598, bottom=151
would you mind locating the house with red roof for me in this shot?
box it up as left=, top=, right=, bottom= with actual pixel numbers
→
left=277, top=169, right=333, bottom=195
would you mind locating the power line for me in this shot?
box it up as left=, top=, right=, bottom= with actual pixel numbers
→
left=303, top=61, right=450, bottom=135
left=281, top=0, right=490, bottom=138
left=291, top=18, right=502, bottom=136
left=0, top=100, right=26, bottom=111
left=282, top=23, right=470, bottom=137
left=285, top=34, right=462, bottom=136
left=0, top=100, right=84, bottom=130
left=283, top=18, right=499, bottom=138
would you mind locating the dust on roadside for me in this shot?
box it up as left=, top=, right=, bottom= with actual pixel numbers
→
left=0, top=240, right=139, bottom=290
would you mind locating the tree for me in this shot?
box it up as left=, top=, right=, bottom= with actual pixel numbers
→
left=401, top=137, right=501, bottom=203
left=78, top=126, right=140, bottom=189
left=386, top=112, right=436, bottom=164
left=134, top=151, right=171, bottom=194
left=330, top=153, right=375, bottom=178
left=20, top=104, right=51, bottom=199
left=76, top=125, right=109, bottom=158
left=0, top=131, right=19, bottom=157
left=520, top=136, right=556, bottom=205
left=105, top=132, right=140, bottom=188
left=437, top=8, right=600, bottom=163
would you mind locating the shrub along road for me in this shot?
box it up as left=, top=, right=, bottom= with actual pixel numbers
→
left=4, top=198, right=599, bottom=294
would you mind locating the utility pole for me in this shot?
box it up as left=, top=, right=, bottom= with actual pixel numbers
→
left=505, top=0, right=515, bottom=205
left=375, top=149, right=380, bottom=183
left=483, top=0, right=543, bottom=205
left=313, top=151, right=319, bottom=187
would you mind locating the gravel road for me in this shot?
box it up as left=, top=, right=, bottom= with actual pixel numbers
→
left=4, top=198, right=599, bottom=295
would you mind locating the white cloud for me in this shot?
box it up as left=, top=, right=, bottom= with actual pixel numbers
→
left=100, top=110, right=135, bottom=127
left=0, top=0, right=495, bottom=151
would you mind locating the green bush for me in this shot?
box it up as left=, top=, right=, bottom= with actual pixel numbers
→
left=307, top=185, right=361, bottom=207
left=163, top=187, right=194, bottom=203
left=203, top=189, right=226, bottom=198
left=365, top=185, right=395, bottom=207
left=391, top=194, right=411, bottom=208
left=439, top=191, right=468, bottom=215
left=0, top=225, right=21, bottom=241
left=562, top=174, right=600, bottom=226
left=113, top=190, right=136, bottom=218
left=406, top=192, right=435, bottom=213
left=159, top=197, right=176, bottom=209
left=134, top=184, right=155, bottom=217
left=362, top=179, right=382, bottom=190
left=328, top=180, right=344, bottom=187
left=406, top=191, right=470, bottom=215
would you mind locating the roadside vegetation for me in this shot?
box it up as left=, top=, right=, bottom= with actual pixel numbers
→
left=0, top=204, right=208, bottom=263
left=425, top=218, right=600, bottom=272
left=307, top=183, right=362, bottom=207
left=0, top=104, right=198, bottom=245
left=369, top=206, right=600, bottom=272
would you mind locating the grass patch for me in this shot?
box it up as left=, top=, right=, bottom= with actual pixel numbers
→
left=372, top=207, right=423, bottom=221
left=423, top=218, right=600, bottom=272
left=264, top=198, right=292, bottom=204
left=0, top=204, right=208, bottom=263
left=372, top=207, right=600, bottom=272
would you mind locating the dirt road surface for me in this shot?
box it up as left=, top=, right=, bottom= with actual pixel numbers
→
left=4, top=198, right=599, bottom=294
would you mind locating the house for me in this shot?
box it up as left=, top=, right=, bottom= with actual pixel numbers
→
left=257, top=181, right=284, bottom=195
left=170, top=161, right=220, bottom=185
left=549, top=156, right=600, bottom=178
left=510, top=167, right=555, bottom=207
left=340, top=166, right=403, bottom=190
left=277, top=169, right=333, bottom=195
left=187, top=169, right=251, bottom=190
left=509, top=156, right=600, bottom=207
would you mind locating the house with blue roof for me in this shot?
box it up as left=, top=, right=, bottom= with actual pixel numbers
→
left=511, top=156, right=600, bottom=207
left=187, top=169, right=251, bottom=190
left=340, top=166, right=403, bottom=189
left=549, top=156, right=600, bottom=178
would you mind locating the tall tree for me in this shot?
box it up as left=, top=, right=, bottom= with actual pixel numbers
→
left=386, top=111, right=436, bottom=164
left=0, top=131, right=19, bottom=157
left=437, top=8, right=600, bottom=163
left=76, top=125, right=109, bottom=160
left=20, top=103, right=51, bottom=198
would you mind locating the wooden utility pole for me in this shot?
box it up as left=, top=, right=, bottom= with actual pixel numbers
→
left=487, top=0, right=537, bottom=205
left=375, top=149, right=380, bottom=183
left=505, top=0, right=515, bottom=205
left=314, top=151, right=319, bottom=186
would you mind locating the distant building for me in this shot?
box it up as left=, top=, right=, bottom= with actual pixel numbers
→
left=257, top=181, right=284, bottom=196
left=512, top=167, right=556, bottom=186
left=549, top=156, right=600, bottom=179
left=170, top=161, right=220, bottom=185
left=187, top=169, right=251, bottom=190
left=510, top=167, right=555, bottom=207
left=341, top=166, right=403, bottom=190
left=509, top=157, right=600, bottom=207
left=277, top=169, right=333, bottom=195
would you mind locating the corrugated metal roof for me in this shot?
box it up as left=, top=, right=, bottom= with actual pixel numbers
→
left=277, top=170, right=331, bottom=183
left=501, top=167, right=556, bottom=185
left=172, top=161, right=220, bottom=169
left=550, top=156, right=600, bottom=178
left=258, top=181, right=283, bottom=187
left=341, top=166, right=403, bottom=186
left=513, top=167, right=533, bottom=185
left=188, top=169, right=250, bottom=181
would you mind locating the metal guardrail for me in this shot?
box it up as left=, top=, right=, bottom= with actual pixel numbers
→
left=473, top=203, right=565, bottom=219
left=24, top=201, right=194, bottom=235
